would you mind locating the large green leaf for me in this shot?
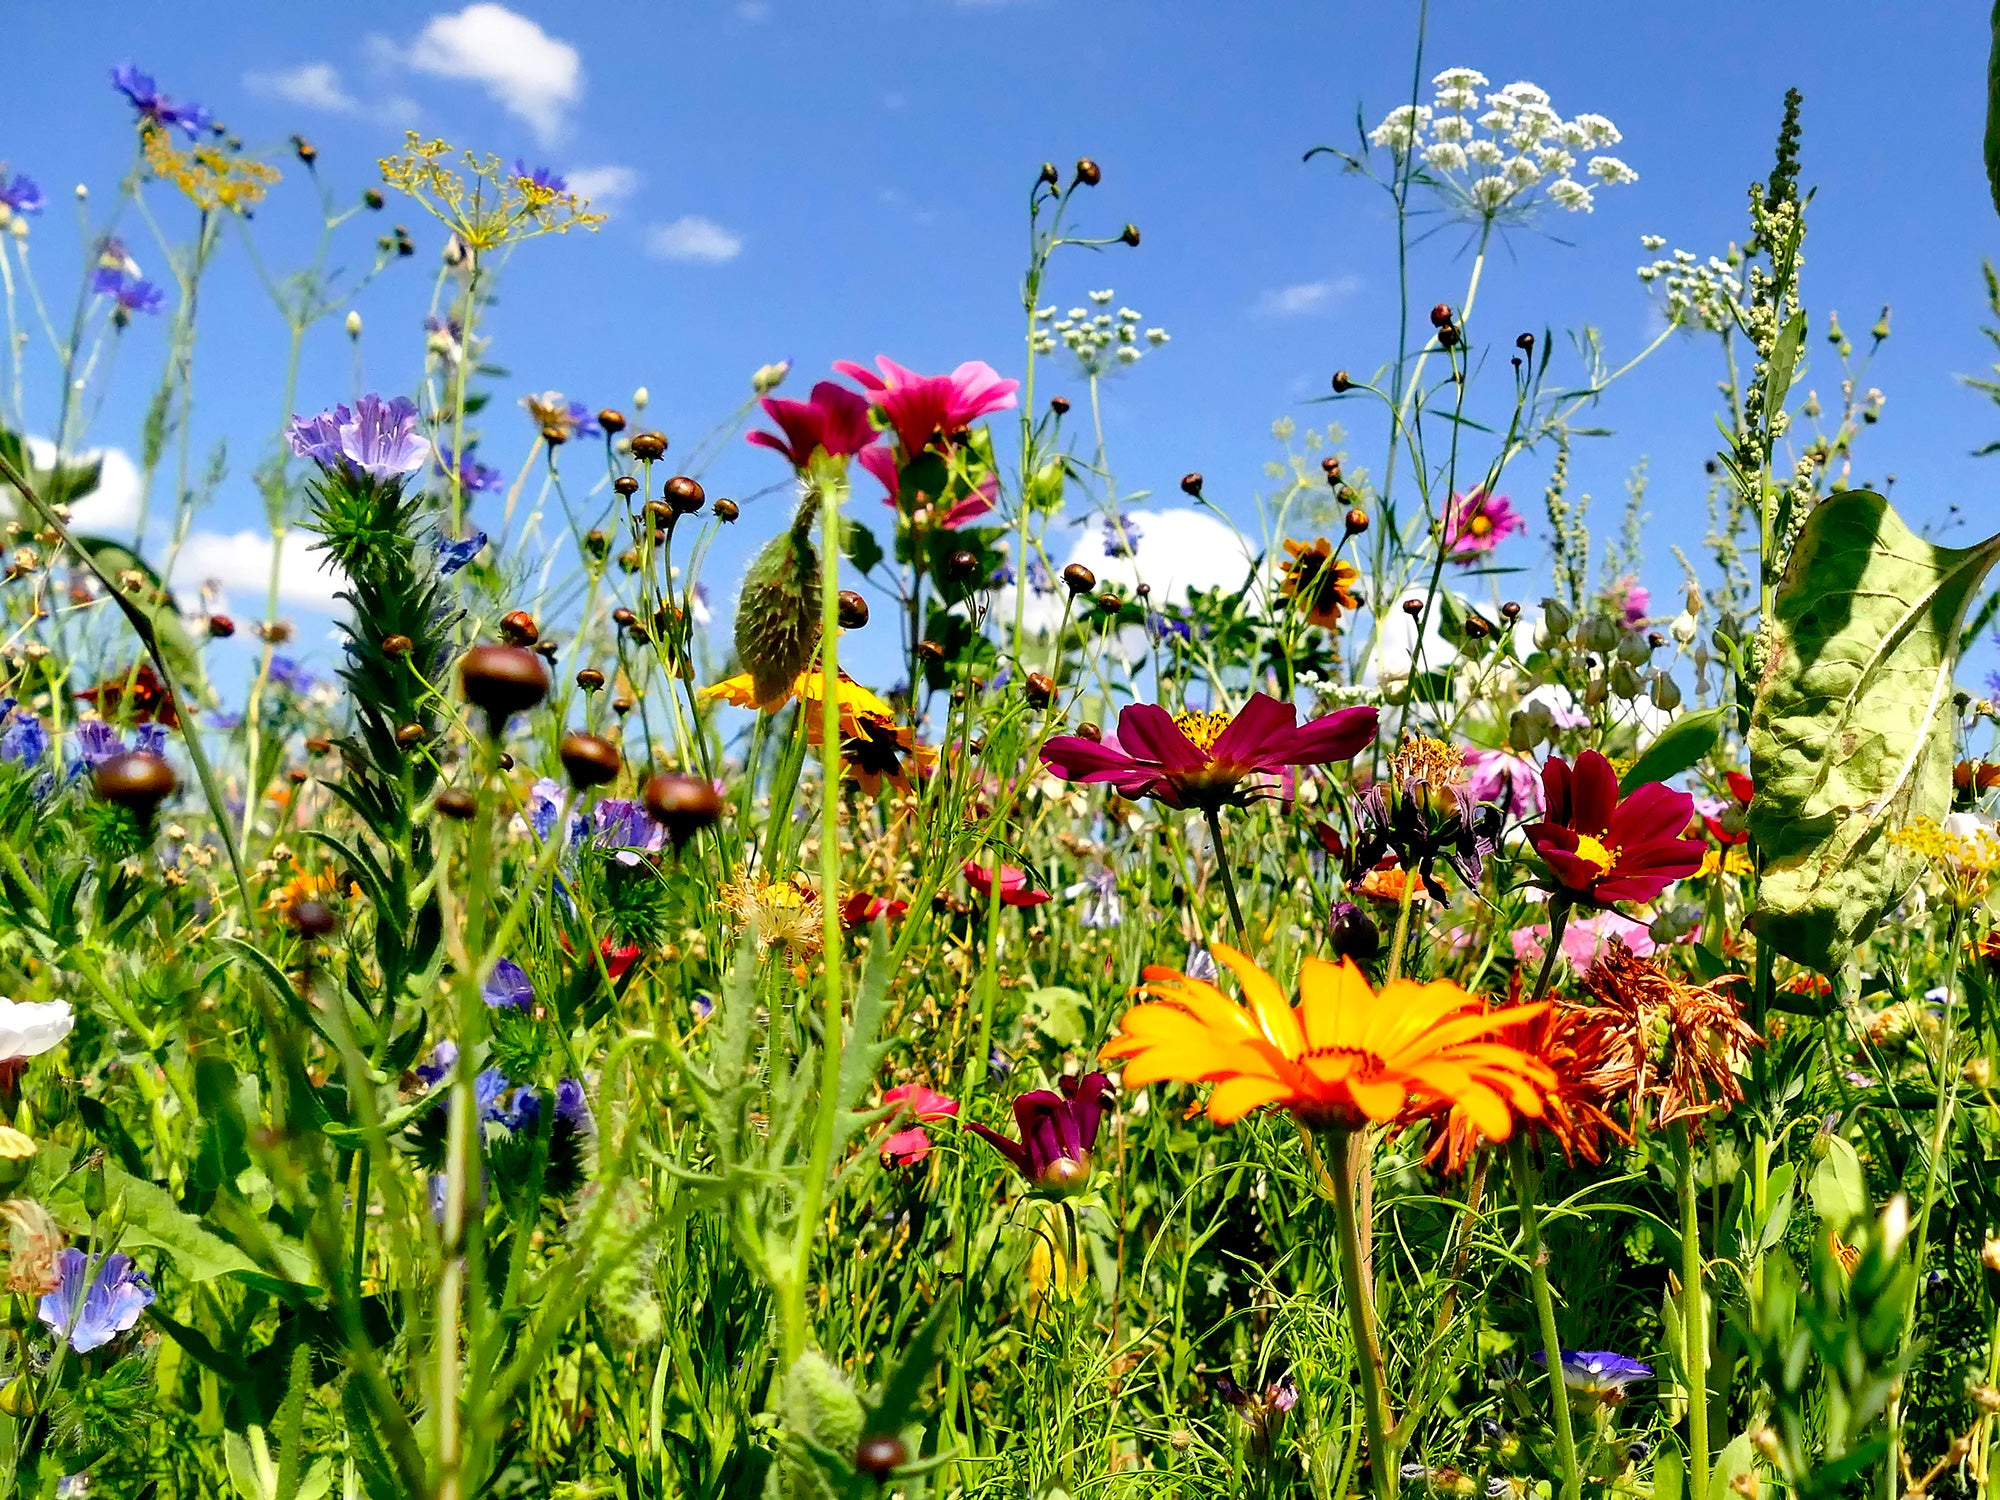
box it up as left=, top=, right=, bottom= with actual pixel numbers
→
left=1749, top=491, right=2000, bottom=969
left=1620, top=706, right=1726, bottom=794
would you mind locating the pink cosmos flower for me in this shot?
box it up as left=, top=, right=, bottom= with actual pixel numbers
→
left=881, top=1083, right=960, bottom=1168
left=1608, top=574, right=1650, bottom=627
left=1511, top=910, right=1659, bottom=970
left=1442, top=488, right=1525, bottom=558
left=858, top=447, right=996, bottom=527
left=1462, top=747, right=1545, bottom=817
left=835, top=356, right=1019, bottom=458
left=963, top=859, right=1052, bottom=907
left=747, top=380, right=882, bottom=470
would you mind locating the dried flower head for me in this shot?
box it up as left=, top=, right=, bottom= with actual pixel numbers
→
left=1, top=1199, right=64, bottom=1297
left=722, top=874, right=824, bottom=962
left=1576, top=942, right=1761, bottom=1129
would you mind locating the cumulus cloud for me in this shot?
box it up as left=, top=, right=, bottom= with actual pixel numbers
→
left=243, top=62, right=359, bottom=114
left=407, top=3, right=582, bottom=142
left=998, top=507, right=1262, bottom=639
left=566, top=165, right=638, bottom=205
left=24, top=439, right=143, bottom=535
left=1253, top=276, right=1361, bottom=318
left=175, top=529, right=348, bottom=612
left=646, top=216, right=743, bottom=264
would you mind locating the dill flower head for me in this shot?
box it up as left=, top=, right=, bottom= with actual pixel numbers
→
left=722, top=874, right=824, bottom=961
left=1279, top=537, right=1361, bottom=629
left=378, top=133, right=604, bottom=252
left=141, top=125, right=279, bottom=214
left=1891, top=813, right=2000, bottom=906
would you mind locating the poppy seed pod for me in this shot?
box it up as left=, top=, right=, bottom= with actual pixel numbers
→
left=837, top=590, right=869, bottom=629
left=916, top=640, right=947, bottom=666
left=613, top=476, right=638, bottom=498
left=1074, top=158, right=1102, bottom=186
left=499, top=610, right=539, bottom=646
left=286, top=900, right=337, bottom=939
left=945, top=550, right=980, bottom=584
left=93, top=751, right=176, bottom=818
left=1180, top=472, right=1203, bottom=497
left=854, top=1436, right=908, bottom=1481
left=598, top=409, right=626, bottom=434
left=1332, top=370, right=1352, bottom=393
left=1120, top=223, right=1141, bottom=246
left=576, top=667, right=605, bottom=691
left=1061, top=562, right=1096, bottom=596
left=1515, top=332, right=1535, bottom=352
left=560, top=731, right=623, bottom=789
left=642, top=772, right=723, bottom=849
left=382, top=634, right=413, bottom=659
left=1345, top=508, right=1369, bottom=536
left=714, top=498, right=739, bottom=522
left=1076, top=721, right=1102, bottom=743
left=628, top=431, right=667, bottom=462
left=1430, top=303, right=1453, bottom=329
left=460, top=644, right=551, bottom=727
left=665, top=475, right=705, bottom=514
left=1025, top=672, right=1057, bottom=708
left=207, top=614, right=236, bottom=639
left=1050, top=395, right=1070, bottom=415
left=1038, top=162, right=1060, bottom=186
left=435, top=788, right=478, bottom=820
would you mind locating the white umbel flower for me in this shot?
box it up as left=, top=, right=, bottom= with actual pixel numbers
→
left=1548, top=179, right=1595, bottom=212
left=1588, top=156, right=1640, bottom=185
left=0, top=1000, right=72, bottom=1062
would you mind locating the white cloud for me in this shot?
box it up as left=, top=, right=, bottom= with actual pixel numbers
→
left=1253, top=276, right=1362, bottom=318
left=244, top=62, right=359, bottom=114
left=736, top=1, right=771, bottom=18
left=646, top=216, right=742, bottom=264
left=24, top=439, right=142, bottom=535
left=407, top=3, right=582, bottom=143
left=175, top=529, right=348, bottom=612
left=998, top=507, right=1263, bottom=640
left=566, top=165, right=638, bottom=205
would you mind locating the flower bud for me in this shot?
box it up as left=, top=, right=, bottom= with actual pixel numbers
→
left=1180, top=472, right=1203, bottom=497
left=1515, top=332, right=1535, bottom=352
left=613, top=476, right=638, bottom=499
left=208, top=614, right=236, bottom=639
left=345, top=310, right=362, bottom=339
left=1038, top=162, right=1060, bottom=187
left=1025, top=672, right=1056, bottom=708
left=1583, top=675, right=1609, bottom=708
left=1579, top=615, right=1619, bottom=654
left=714, top=498, right=739, bottom=522
left=1119, top=223, right=1140, bottom=247
left=837, top=590, right=869, bottom=630
left=643, top=772, right=723, bottom=848
left=1344, top=508, right=1369, bottom=536
left=1331, top=370, right=1352, bottom=393
left=1430, top=303, right=1453, bottom=328
left=1049, top=395, right=1070, bottom=415
left=855, top=1435, right=909, bottom=1481
left=460, top=644, right=551, bottom=728
left=665, top=475, right=705, bottom=514
left=576, top=668, right=605, bottom=692
left=499, top=610, right=539, bottom=646
left=1076, top=721, right=1102, bottom=742
left=1608, top=660, right=1643, bottom=699
left=286, top=900, right=338, bottom=939
left=1073, top=158, right=1101, bottom=187
left=1615, top=631, right=1652, bottom=666
left=1039, top=1151, right=1093, bottom=1196
left=560, top=732, right=622, bottom=789
left=1507, top=709, right=1541, bottom=752
left=1061, top=563, right=1096, bottom=596
left=945, top=550, right=980, bottom=584
left=598, top=409, right=626, bottom=434
left=94, top=751, right=177, bottom=819
left=751, top=360, right=791, bottom=394
left=1670, top=609, right=1699, bottom=646
left=629, top=431, right=667, bottom=462
left=1650, top=672, right=1682, bottom=711
left=1328, top=901, right=1380, bottom=962
left=1540, top=598, right=1574, bottom=638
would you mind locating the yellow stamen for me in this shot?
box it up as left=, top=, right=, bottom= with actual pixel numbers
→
left=1573, top=833, right=1616, bottom=875
left=1173, top=710, right=1233, bottom=754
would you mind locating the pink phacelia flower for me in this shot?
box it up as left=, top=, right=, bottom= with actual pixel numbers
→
left=1511, top=910, right=1659, bottom=971
left=1442, top=488, right=1525, bottom=558
left=1462, top=747, right=1545, bottom=818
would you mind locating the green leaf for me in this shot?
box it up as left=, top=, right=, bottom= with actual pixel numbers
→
left=1620, top=706, right=1726, bottom=794
left=71, top=535, right=209, bottom=697
left=1987, top=0, right=2000, bottom=219
left=1708, top=1432, right=1756, bottom=1500
left=1021, top=986, right=1089, bottom=1048
left=1653, top=1444, right=1684, bottom=1500
left=1749, top=491, right=2000, bottom=970
left=1808, top=1135, right=1867, bottom=1227
left=840, top=517, right=883, bottom=577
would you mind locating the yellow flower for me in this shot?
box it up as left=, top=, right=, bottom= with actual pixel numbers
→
left=700, top=668, right=893, bottom=731
left=378, top=134, right=604, bottom=252
left=142, top=125, right=279, bottom=214
left=722, top=874, right=823, bottom=961
left=1279, top=538, right=1361, bottom=630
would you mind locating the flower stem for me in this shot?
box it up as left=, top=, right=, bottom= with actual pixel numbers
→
left=1383, top=873, right=1417, bottom=984
left=1203, top=805, right=1248, bottom=945
left=1328, top=1126, right=1397, bottom=1500
left=1531, top=900, right=1571, bottom=1003
left=1509, top=1132, right=1580, bottom=1500
left=1672, top=1119, right=1709, bottom=1500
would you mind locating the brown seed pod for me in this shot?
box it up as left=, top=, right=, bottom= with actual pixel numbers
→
left=1096, top=592, right=1123, bottom=614
left=854, top=1435, right=908, bottom=1481
left=1076, top=721, right=1102, bottom=743
left=945, top=550, right=980, bottom=584
left=916, top=640, right=946, bottom=666
left=305, top=736, right=331, bottom=755
left=1437, top=325, right=1460, bottom=349
left=287, top=768, right=309, bottom=786
left=1050, top=395, right=1071, bottom=415
left=665, top=475, right=705, bottom=515
left=395, top=723, right=427, bottom=748
left=534, top=638, right=559, bottom=662
left=1322, top=455, right=1341, bottom=475
left=1402, top=598, right=1425, bottom=618
left=499, top=610, right=540, bottom=646
left=1515, top=332, right=1535, bottom=352
left=576, top=667, right=606, bottom=691
left=1038, top=161, right=1060, bottom=186
left=460, top=644, right=551, bottom=726
left=1464, top=615, right=1491, bottom=640
left=1500, top=600, right=1522, bottom=621
left=1332, top=370, right=1352, bottom=393
left=1074, top=157, right=1102, bottom=187
left=560, top=731, right=623, bottom=789
left=598, top=408, right=627, bottom=434
left=613, top=475, right=639, bottom=498
left=618, top=549, right=641, bottom=573
left=382, top=634, right=413, bottom=658
left=1180, top=472, right=1203, bottom=497
left=541, top=424, right=569, bottom=446
left=207, top=614, right=236, bottom=639
left=1119, top=223, right=1141, bottom=247
left=642, top=772, right=723, bottom=848
left=644, top=499, right=673, bottom=526
left=611, top=608, right=637, bottom=629
left=1061, top=562, right=1096, bottom=596
left=1430, top=302, right=1454, bottom=328
left=838, top=590, right=870, bottom=629
left=435, top=788, right=478, bottom=820
left=286, top=900, right=338, bottom=939
left=612, top=696, right=634, bottom=716
left=93, top=751, right=177, bottom=818
left=1024, top=672, right=1057, bottom=708
left=1135, top=582, right=1151, bottom=598
left=1345, top=508, right=1370, bottom=536
left=628, top=431, right=668, bottom=462
left=714, top=498, right=739, bottom=522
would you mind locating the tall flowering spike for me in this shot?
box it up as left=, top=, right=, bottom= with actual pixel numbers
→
left=833, top=356, right=1019, bottom=459
left=1525, top=750, right=1705, bottom=906
left=1104, top=945, right=1555, bottom=1137
left=288, top=394, right=428, bottom=483
left=1041, top=692, right=1377, bottom=811
left=746, top=381, right=882, bottom=470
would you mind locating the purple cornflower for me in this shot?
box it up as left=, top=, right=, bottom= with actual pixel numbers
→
left=434, top=530, right=487, bottom=576
left=0, top=174, right=44, bottom=216
left=564, top=400, right=601, bottom=439
left=91, top=269, right=164, bottom=319
left=511, top=161, right=568, bottom=193
left=967, top=1072, right=1112, bottom=1195
left=109, top=64, right=212, bottom=139
left=1102, top=512, right=1142, bottom=558
left=267, top=655, right=314, bottom=693
left=1027, top=557, right=1055, bottom=596
left=482, top=958, right=535, bottom=1011
left=1069, top=864, right=1121, bottom=929
left=38, top=1249, right=155, bottom=1353
left=71, top=721, right=124, bottom=769
left=592, top=799, right=666, bottom=866
left=1532, top=1350, right=1653, bottom=1402
left=288, top=394, right=428, bottom=482
left=437, top=443, right=504, bottom=495
left=0, top=700, right=48, bottom=765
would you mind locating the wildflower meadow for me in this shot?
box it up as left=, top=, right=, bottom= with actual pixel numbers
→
left=0, top=6, right=1997, bottom=1498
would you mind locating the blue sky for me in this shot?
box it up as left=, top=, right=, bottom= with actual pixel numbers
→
left=2, top=0, right=1997, bottom=690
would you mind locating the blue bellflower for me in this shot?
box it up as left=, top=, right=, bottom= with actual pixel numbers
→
left=1533, top=1349, right=1653, bottom=1402
left=39, top=1248, right=155, bottom=1353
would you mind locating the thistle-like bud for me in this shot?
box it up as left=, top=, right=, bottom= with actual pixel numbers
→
left=734, top=522, right=821, bottom=708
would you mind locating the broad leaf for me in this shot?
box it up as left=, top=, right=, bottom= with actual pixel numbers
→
left=1749, top=491, right=2000, bottom=970
left=1620, top=706, right=1726, bottom=794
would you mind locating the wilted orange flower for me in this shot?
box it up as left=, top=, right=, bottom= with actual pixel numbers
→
left=77, top=662, right=180, bottom=727
left=1103, top=944, right=1555, bottom=1137
left=1575, top=941, right=1761, bottom=1129
left=1279, top=538, right=1361, bottom=629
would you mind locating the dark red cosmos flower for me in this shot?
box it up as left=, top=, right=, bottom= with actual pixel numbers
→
left=1525, top=750, right=1705, bottom=907
left=962, top=860, right=1050, bottom=907
left=1705, top=772, right=1753, bottom=846
left=1040, top=692, right=1377, bottom=812
left=967, top=1073, right=1113, bottom=1195
left=841, top=891, right=910, bottom=928
left=746, top=380, right=882, bottom=470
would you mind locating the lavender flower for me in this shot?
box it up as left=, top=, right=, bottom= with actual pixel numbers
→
left=288, top=394, right=428, bottom=482
left=72, top=721, right=124, bottom=769
left=437, top=443, right=504, bottom=495
left=267, top=656, right=314, bottom=693
left=1102, top=512, right=1142, bottom=558
left=433, top=529, right=488, bottom=576
left=38, top=1249, right=155, bottom=1352
left=91, top=269, right=164, bottom=318
left=0, top=174, right=44, bottom=216
left=1532, top=1349, right=1653, bottom=1401
left=593, top=799, right=666, bottom=866
left=482, top=958, right=535, bottom=1011
left=110, top=64, right=212, bottom=138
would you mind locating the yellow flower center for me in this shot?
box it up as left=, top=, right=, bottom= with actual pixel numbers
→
left=1573, top=833, right=1617, bottom=875
left=1469, top=514, right=1493, bottom=536
left=1174, top=710, right=1234, bottom=755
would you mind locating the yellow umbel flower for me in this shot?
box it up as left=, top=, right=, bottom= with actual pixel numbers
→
left=141, top=125, right=278, bottom=214
left=379, top=134, right=604, bottom=252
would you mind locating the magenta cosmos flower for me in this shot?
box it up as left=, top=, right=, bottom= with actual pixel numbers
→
left=880, top=1083, right=959, bottom=1167
left=1443, top=488, right=1525, bottom=558
left=1525, top=750, right=1705, bottom=907
left=834, top=356, right=1019, bottom=459
left=746, top=380, right=882, bottom=470
left=858, top=447, right=996, bottom=527
left=968, top=1073, right=1112, bottom=1195
left=1042, top=693, right=1377, bottom=812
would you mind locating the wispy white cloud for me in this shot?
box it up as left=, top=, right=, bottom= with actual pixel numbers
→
left=1253, top=276, right=1362, bottom=318
left=566, top=165, right=638, bottom=205
left=176, top=529, right=347, bottom=612
left=646, top=216, right=742, bottom=264
left=244, top=62, right=360, bottom=114
left=25, top=439, right=142, bottom=534
left=406, top=3, right=582, bottom=143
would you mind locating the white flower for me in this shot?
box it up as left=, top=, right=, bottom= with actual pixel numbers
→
left=1572, top=113, right=1622, bottom=147
left=1478, top=109, right=1511, bottom=134
left=1505, top=155, right=1542, bottom=187
left=0, top=999, right=73, bottom=1062
left=1115, top=346, right=1140, bottom=364
left=1588, top=155, right=1639, bottom=185
left=1431, top=115, right=1471, bottom=142
left=1117, top=306, right=1141, bottom=321
left=1432, top=66, right=1489, bottom=90
left=1494, top=81, right=1551, bottom=108
left=1467, top=139, right=1505, bottom=166
left=1423, top=142, right=1469, bottom=172
left=1548, top=178, right=1595, bottom=212
left=1067, top=306, right=1088, bottom=320
left=1034, top=305, right=1055, bottom=319
left=1556, top=120, right=1593, bottom=148
left=1533, top=146, right=1576, bottom=174
left=1433, top=87, right=1480, bottom=113
left=1469, top=175, right=1513, bottom=210
left=1369, top=104, right=1433, bottom=151
left=1089, top=289, right=1114, bottom=304
left=1145, top=328, right=1170, bottom=344
left=1640, top=233, right=1666, bottom=250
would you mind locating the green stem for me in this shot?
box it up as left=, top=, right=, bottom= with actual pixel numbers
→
left=1510, top=1133, right=1581, bottom=1500
left=1204, top=805, right=1248, bottom=944
left=1673, top=1119, right=1709, bottom=1500
left=1329, top=1127, right=1397, bottom=1500
left=1383, top=873, right=1418, bottom=984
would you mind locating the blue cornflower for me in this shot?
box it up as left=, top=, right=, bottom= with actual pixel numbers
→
left=110, top=64, right=212, bottom=138
left=1149, top=613, right=1194, bottom=644
left=0, top=174, right=44, bottom=216
left=593, top=798, right=665, bottom=866
left=415, top=1039, right=459, bottom=1086
left=267, top=655, right=314, bottom=693
left=434, top=529, right=488, bottom=576
left=511, top=161, right=568, bottom=193
left=91, top=268, right=164, bottom=318
left=133, top=722, right=167, bottom=756
left=1102, top=512, right=1142, bottom=558
left=1026, top=557, right=1055, bottom=596
left=437, top=443, right=504, bottom=495
left=1532, top=1349, right=1653, bottom=1401
left=564, top=400, right=601, bottom=439
left=288, top=394, right=428, bottom=482
left=482, top=958, right=535, bottom=1011
left=71, top=721, right=124, bottom=769
left=38, top=1248, right=155, bottom=1353
left=0, top=700, right=48, bottom=765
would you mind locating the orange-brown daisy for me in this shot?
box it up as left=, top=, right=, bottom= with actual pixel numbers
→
left=1574, top=941, right=1761, bottom=1129
left=808, top=713, right=936, bottom=796
left=76, top=662, right=180, bottom=728
left=1279, top=538, right=1362, bottom=630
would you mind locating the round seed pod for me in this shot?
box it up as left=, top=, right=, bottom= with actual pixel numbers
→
left=838, top=590, right=870, bottom=630
left=665, top=475, right=705, bottom=515
left=1119, top=223, right=1141, bottom=246
left=1345, top=508, right=1369, bottom=536
left=499, top=610, right=539, bottom=646
left=576, top=668, right=606, bottom=691
left=1024, top=672, right=1056, bottom=708
left=207, top=615, right=236, bottom=639
left=93, top=751, right=176, bottom=818
left=628, top=431, right=668, bottom=462
left=435, top=788, right=478, bottom=820
left=714, top=498, right=739, bottom=522
left=1061, top=563, right=1096, bottom=596
left=1430, top=303, right=1454, bottom=328
left=642, top=772, right=723, bottom=849
left=1180, top=472, right=1203, bottom=497
left=395, top=723, right=427, bottom=749
left=612, top=608, right=637, bottom=629
left=460, top=644, right=551, bottom=726
left=559, top=732, right=622, bottom=789
left=1076, top=721, right=1102, bottom=743
left=945, top=550, right=980, bottom=584
left=854, top=1435, right=909, bottom=1481
left=916, top=640, right=946, bottom=666
left=382, top=634, right=413, bottom=659
left=1074, top=157, right=1102, bottom=186
left=1038, top=162, right=1060, bottom=186
left=585, top=528, right=610, bottom=556
left=1331, top=370, right=1352, bottom=393
left=612, top=696, right=634, bottom=716
left=598, top=408, right=626, bottom=434
left=1515, top=332, right=1535, bottom=352
left=613, top=476, right=639, bottom=498
left=286, top=901, right=338, bottom=939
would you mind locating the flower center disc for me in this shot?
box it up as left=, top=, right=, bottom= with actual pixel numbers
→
left=1573, top=832, right=1617, bottom=875
left=1174, top=710, right=1233, bottom=755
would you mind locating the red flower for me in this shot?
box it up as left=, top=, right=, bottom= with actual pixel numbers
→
left=1705, top=772, right=1753, bottom=846
left=1525, top=751, right=1704, bottom=907
left=967, top=1073, right=1112, bottom=1194
left=76, top=662, right=180, bottom=728
left=880, top=1083, right=959, bottom=1168
left=962, top=859, right=1051, bottom=907
left=1041, top=692, right=1377, bottom=812
left=835, top=356, right=1018, bottom=459
left=746, top=380, right=882, bottom=470
left=841, top=891, right=910, bottom=929
left=600, top=938, right=641, bottom=982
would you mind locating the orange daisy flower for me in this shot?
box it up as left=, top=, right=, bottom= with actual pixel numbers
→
left=1279, top=538, right=1361, bottom=630
left=1102, top=944, right=1555, bottom=1138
